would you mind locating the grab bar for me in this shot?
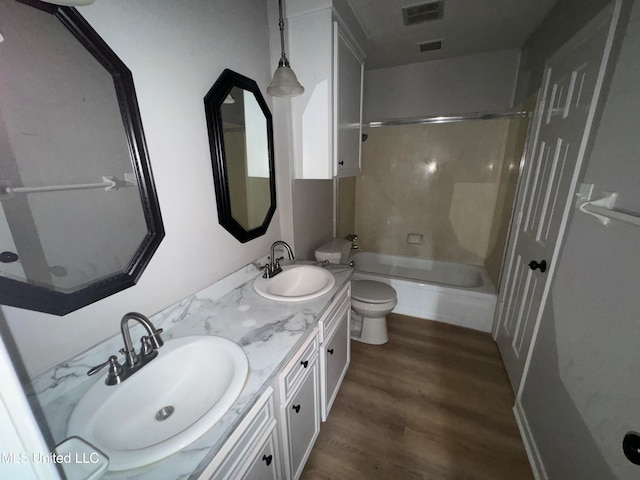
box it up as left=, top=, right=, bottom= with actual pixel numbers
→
left=578, top=192, right=640, bottom=227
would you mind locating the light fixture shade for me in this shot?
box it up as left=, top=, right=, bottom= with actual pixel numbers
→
left=267, top=65, right=305, bottom=97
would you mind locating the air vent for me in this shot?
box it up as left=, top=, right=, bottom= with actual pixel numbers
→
left=402, top=1, right=444, bottom=26
left=419, top=39, right=443, bottom=52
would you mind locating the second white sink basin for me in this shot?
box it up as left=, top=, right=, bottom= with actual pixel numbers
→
left=253, top=264, right=336, bottom=302
left=68, top=336, right=249, bottom=471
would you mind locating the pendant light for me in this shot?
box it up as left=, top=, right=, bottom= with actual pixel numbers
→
left=267, top=0, right=304, bottom=97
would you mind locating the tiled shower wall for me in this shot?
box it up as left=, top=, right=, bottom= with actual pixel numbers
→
left=338, top=118, right=528, bottom=287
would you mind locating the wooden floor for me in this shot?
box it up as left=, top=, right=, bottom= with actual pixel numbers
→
left=300, top=314, right=534, bottom=480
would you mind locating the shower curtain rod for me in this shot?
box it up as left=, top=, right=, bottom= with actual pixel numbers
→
left=365, top=110, right=530, bottom=127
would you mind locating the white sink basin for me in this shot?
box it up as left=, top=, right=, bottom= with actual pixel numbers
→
left=253, top=264, right=336, bottom=302
left=68, top=336, right=249, bottom=471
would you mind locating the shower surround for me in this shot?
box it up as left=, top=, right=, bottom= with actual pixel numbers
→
left=339, top=117, right=528, bottom=287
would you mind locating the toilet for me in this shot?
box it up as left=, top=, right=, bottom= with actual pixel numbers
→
left=314, top=239, right=397, bottom=345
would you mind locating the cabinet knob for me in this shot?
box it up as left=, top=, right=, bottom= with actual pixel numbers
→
left=262, top=454, right=273, bottom=466
left=328, top=348, right=334, bottom=355
left=0, top=251, right=19, bottom=263
left=300, top=360, right=308, bottom=368
left=338, top=161, right=344, bottom=166
left=292, top=404, right=301, bottom=414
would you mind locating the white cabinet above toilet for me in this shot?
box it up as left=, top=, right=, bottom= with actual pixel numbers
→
left=287, top=3, right=365, bottom=179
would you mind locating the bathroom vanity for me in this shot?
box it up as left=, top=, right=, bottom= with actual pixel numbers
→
left=200, top=281, right=351, bottom=480
left=35, top=261, right=352, bottom=480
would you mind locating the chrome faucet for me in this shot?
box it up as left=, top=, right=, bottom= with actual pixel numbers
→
left=87, top=312, right=164, bottom=385
left=262, top=240, right=294, bottom=278
left=120, top=311, right=164, bottom=368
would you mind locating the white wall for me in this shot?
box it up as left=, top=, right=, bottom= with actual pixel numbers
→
left=2, top=0, right=293, bottom=377
left=363, top=48, right=521, bottom=121
left=520, top=0, right=640, bottom=478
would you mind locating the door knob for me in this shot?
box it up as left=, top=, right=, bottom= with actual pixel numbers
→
left=528, top=260, right=547, bottom=273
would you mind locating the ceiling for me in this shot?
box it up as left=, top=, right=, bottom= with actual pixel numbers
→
left=345, top=0, right=559, bottom=69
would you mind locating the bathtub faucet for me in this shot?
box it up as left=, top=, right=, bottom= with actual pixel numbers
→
left=345, top=233, right=359, bottom=250
left=262, top=241, right=294, bottom=278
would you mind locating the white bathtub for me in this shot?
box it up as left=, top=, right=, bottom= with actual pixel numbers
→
left=350, top=252, right=497, bottom=332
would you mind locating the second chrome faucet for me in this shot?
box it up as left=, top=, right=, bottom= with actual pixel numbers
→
left=261, top=240, right=294, bottom=278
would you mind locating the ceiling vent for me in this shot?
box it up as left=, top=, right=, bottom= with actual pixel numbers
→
left=419, top=39, right=443, bottom=52
left=402, top=1, right=445, bottom=26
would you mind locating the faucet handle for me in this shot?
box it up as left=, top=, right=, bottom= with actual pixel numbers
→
left=87, top=355, right=122, bottom=378
left=148, top=328, right=164, bottom=349
left=260, top=262, right=272, bottom=278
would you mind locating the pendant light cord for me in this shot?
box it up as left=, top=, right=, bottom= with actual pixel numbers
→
left=277, top=0, right=290, bottom=67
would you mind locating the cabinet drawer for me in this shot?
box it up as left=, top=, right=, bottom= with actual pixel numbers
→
left=318, top=283, right=350, bottom=343
left=202, top=388, right=275, bottom=480
left=281, top=361, right=320, bottom=480
left=321, top=305, right=350, bottom=421
left=279, top=328, right=318, bottom=402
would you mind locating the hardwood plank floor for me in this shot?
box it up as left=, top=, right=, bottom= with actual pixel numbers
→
left=300, top=314, right=534, bottom=480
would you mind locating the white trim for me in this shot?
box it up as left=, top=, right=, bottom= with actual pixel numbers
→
left=513, top=400, right=548, bottom=480
left=0, top=337, right=60, bottom=480
left=331, top=7, right=367, bottom=61
left=515, top=0, right=623, bottom=401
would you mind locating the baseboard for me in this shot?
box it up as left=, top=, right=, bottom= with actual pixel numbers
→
left=513, top=400, right=548, bottom=480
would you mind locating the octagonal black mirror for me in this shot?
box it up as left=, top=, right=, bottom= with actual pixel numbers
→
left=0, top=1, right=164, bottom=315
left=204, top=69, right=276, bottom=243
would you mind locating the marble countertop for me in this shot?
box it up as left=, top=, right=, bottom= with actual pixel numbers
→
left=37, top=262, right=352, bottom=480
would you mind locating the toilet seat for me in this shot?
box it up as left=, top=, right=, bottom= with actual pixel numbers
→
left=351, top=280, right=396, bottom=304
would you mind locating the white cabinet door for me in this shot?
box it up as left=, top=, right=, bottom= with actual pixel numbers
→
left=334, top=24, right=363, bottom=177
left=320, top=302, right=350, bottom=420
left=281, top=361, right=320, bottom=480
left=200, top=388, right=280, bottom=480
left=241, top=429, right=281, bottom=480
left=288, top=8, right=364, bottom=179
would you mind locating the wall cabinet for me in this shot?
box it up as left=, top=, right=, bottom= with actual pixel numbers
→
left=288, top=7, right=364, bottom=179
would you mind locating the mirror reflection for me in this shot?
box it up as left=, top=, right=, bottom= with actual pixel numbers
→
left=221, top=87, right=272, bottom=232
left=0, top=1, right=163, bottom=314
left=205, top=69, right=275, bottom=243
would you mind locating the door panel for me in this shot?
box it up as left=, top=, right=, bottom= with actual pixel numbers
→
left=496, top=5, right=617, bottom=392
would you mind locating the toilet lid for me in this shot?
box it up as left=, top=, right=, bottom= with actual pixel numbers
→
left=351, top=280, right=396, bottom=304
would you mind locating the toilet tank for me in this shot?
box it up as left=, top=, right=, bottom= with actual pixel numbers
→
left=314, top=238, right=352, bottom=264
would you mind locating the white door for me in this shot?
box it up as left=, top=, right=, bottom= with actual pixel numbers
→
left=495, top=4, right=620, bottom=393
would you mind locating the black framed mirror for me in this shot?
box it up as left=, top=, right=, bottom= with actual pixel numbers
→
left=0, top=1, right=164, bottom=315
left=204, top=69, right=276, bottom=243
